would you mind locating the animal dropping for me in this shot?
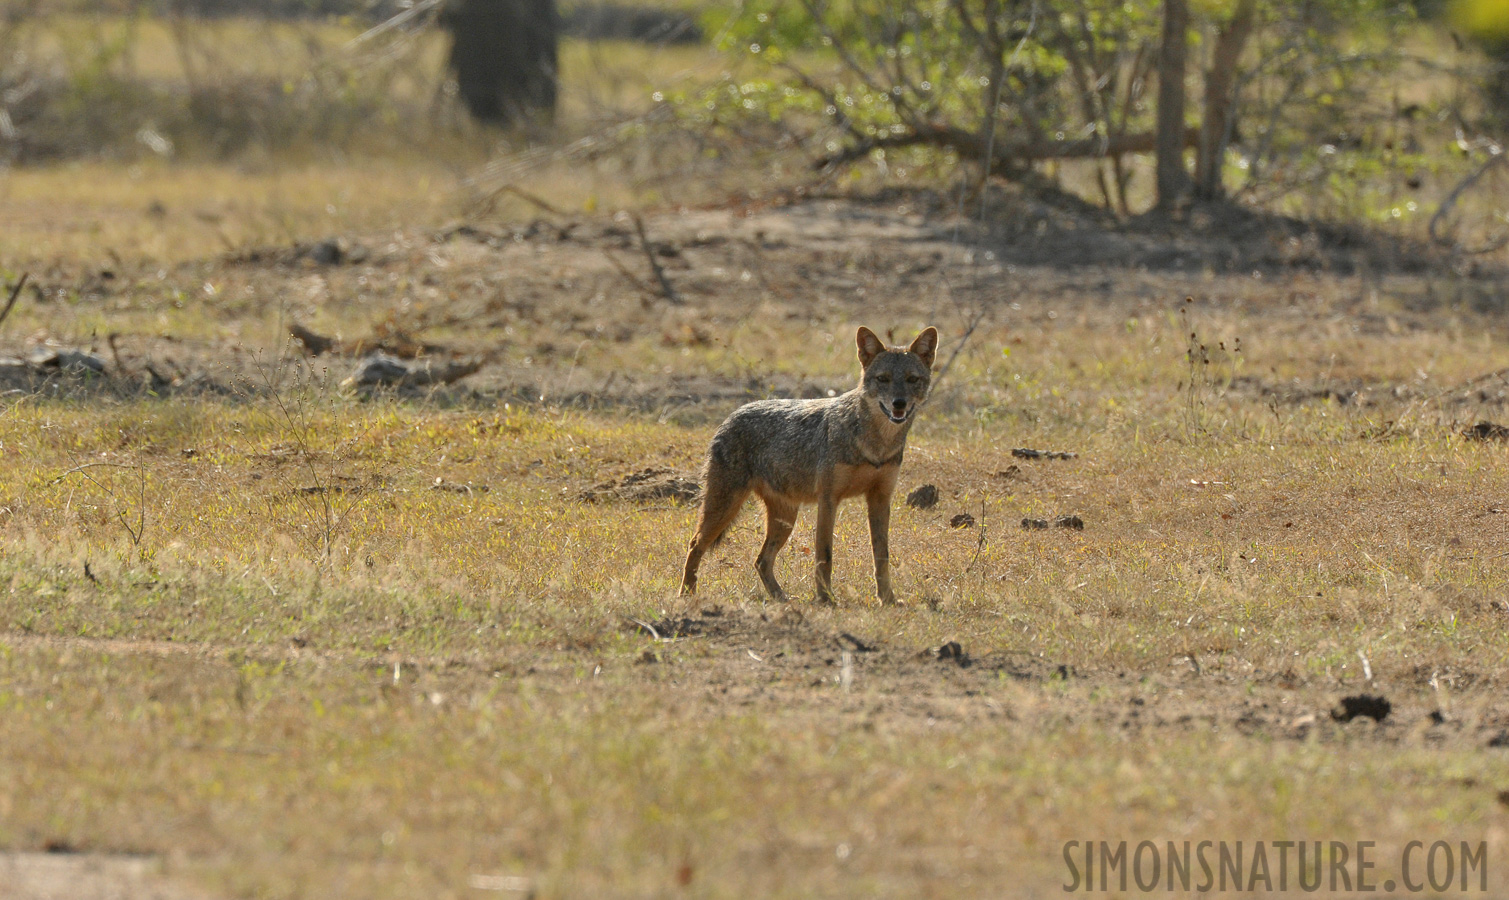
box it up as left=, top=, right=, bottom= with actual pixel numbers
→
left=905, top=484, right=939, bottom=509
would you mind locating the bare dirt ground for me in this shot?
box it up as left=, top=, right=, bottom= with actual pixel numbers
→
left=0, top=851, right=213, bottom=900
left=15, top=187, right=1487, bottom=411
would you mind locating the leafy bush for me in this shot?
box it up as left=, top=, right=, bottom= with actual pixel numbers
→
left=680, top=0, right=1499, bottom=235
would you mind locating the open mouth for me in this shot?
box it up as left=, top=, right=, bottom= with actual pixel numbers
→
left=881, top=403, right=910, bottom=424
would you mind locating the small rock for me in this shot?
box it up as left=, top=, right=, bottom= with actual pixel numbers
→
left=1331, top=694, right=1391, bottom=723
left=948, top=513, right=975, bottom=529
left=307, top=239, right=343, bottom=265
left=936, top=641, right=964, bottom=660
left=1021, top=518, right=1049, bottom=530
left=30, top=348, right=106, bottom=374
left=906, top=484, right=939, bottom=509
left=1464, top=421, right=1509, bottom=441
left=1054, top=514, right=1085, bottom=530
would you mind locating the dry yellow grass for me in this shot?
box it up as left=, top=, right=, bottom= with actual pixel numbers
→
left=3, top=257, right=1509, bottom=895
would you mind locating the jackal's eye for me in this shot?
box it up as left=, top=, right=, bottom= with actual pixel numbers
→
left=875, top=374, right=891, bottom=383
left=905, top=375, right=920, bottom=384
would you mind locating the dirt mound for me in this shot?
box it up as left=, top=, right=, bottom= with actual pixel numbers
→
left=578, top=467, right=700, bottom=504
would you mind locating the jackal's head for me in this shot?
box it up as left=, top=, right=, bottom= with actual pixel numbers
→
left=856, top=326, right=938, bottom=425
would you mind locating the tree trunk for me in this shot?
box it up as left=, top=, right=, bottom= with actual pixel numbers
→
left=1154, top=0, right=1191, bottom=211
left=1194, top=0, right=1258, bottom=200
left=1488, top=39, right=1509, bottom=128
left=442, top=0, right=559, bottom=126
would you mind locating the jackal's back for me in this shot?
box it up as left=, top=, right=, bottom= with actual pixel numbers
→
left=704, top=397, right=838, bottom=500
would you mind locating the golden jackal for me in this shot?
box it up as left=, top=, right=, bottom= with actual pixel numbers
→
left=680, top=325, right=938, bottom=603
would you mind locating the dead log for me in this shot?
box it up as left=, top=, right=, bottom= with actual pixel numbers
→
left=814, top=123, right=1201, bottom=174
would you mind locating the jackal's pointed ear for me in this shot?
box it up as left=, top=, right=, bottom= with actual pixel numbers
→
left=908, top=326, right=938, bottom=369
left=856, top=326, right=885, bottom=367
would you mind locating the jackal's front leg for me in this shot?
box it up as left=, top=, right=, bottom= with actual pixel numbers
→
left=813, top=492, right=837, bottom=603
left=865, top=488, right=895, bottom=604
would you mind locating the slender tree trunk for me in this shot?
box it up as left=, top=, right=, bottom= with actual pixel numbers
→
left=1488, top=40, right=1509, bottom=128
left=1154, top=0, right=1190, bottom=211
left=1194, top=0, right=1258, bottom=200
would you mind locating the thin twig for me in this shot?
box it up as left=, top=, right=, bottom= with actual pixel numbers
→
left=965, top=496, right=988, bottom=575
left=930, top=307, right=986, bottom=393
left=0, top=272, right=29, bottom=331
left=47, top=461, right=139, bottom=486
left=50, top=460, right=148, bottom=555
left=105, top=333, right=137, bottom=379
left=1429, top=149, right=1508, bottom=255
left=625, top=616, right=662, bottom=641
left=632, top=214, right=683, bottom=305
left=495, top=184, right=567, bottom=218
left=344, top=0, right=445, bottom=49
left=600, top=247, right=653, bottom=295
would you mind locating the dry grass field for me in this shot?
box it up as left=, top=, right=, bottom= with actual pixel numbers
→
left=2, top=10, right=1509, bottom=900
left=2, top=179, right=1509, bottom=898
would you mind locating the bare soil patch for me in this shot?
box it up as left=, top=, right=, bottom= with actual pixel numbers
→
left=0, top=851, right=213, bottom=900
left=10, top=189, right=1499, bottom=411
left=613, top=605, right=1509, bottom=749
left=578, top=466, right=701, bottom=504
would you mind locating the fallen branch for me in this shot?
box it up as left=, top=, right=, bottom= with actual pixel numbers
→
left=0, top=272, right=28, bottom=331
left=1429, top=148, right=1507, bottom=255
left=814, top=123, right=1202, bottom=174
left=339, top=354, right=485, bottom=391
